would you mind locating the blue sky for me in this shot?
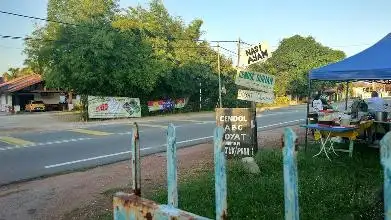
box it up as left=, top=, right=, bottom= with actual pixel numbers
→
left=0, top=0, right=390, bottom=74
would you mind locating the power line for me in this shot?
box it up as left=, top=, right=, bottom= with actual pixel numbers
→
left=0, top=10, right=240, bottom=43
left=219, top=46, right=238, bottom=55
left=0, top=10, right=78, bottom=27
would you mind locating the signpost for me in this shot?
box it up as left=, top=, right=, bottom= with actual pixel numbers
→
left=215, top=108, right=257, bottom=158
left=235, top=71, right=275, bottom=93
left=237, top=89, right=274, bottom=103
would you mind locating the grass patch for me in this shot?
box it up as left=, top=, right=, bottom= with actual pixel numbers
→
left=149, top=144, right=383, bottom=220
left=96, top=144, right=383, bottom=219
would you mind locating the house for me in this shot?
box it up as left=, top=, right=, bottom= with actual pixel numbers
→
left=0, top=74, right=77, bottom=112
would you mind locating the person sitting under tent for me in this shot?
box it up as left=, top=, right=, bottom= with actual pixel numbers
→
left=367, top=91, right=386, bottom=113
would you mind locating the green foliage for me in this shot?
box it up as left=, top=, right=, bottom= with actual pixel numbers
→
left=23, top=0, right=241, bottom=115
left=23, top=0, right=347, bottom=115
left=2, top=67, right=35, bottom=81
left=250, top=35, right=346, bottom=97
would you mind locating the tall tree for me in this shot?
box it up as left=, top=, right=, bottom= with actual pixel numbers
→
left=42, top=19, right=164, bottom=96
left=250, top=35, right=346, bottom=97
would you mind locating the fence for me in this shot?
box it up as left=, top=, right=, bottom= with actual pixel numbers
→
left=113, top=122, right=391, bottom=219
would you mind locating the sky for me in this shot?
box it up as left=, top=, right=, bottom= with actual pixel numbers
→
left=0, top=0, right=390, bottom=74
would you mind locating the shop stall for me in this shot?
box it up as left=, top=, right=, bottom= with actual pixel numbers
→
left=304, top=33, right=391, bottom=158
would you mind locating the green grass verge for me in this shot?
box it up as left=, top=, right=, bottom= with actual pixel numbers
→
left=98, top=144, right=383, bottom=219
left=150, top=144, right=383, bottom=220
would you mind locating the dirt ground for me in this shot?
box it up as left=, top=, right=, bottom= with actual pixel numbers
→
left=0, top=126, right=304, bottom=220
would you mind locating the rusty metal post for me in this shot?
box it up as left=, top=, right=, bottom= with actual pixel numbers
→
left=380, top=131, right=391, bottom=220
left=214, top=126, right=227, bottom=219
left=131, top=122, right=141, bottom=196
left=283, top=128, right=299, bottom=220
left=167, top=123, right=178, bottom=208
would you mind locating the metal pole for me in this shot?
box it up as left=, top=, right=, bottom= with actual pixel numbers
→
left=199, top=82, right=202, bottom=111
left=345, top=81, right=349, bottom=111
left=237, top=38, right=241, bottom=68
left=305, top=74, right=311, bottom=152
left=218, top=43, right=222, bottom=108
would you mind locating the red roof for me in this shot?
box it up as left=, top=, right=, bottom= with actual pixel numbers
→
left=0, top=74, right=42, bottom=93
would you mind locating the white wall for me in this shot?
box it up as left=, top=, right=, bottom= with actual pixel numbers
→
left=0, top=94, right=5, bottom=105
left=0, top=94, right=12, bottom=112
left=6, top=94, right=12, bottom=106
left=34, top=93, right=60, bottom=104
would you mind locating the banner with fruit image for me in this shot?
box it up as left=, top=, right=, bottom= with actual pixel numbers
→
left=88, top=96, right=141, bottom=118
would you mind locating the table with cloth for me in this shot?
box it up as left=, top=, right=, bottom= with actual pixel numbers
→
left=301, top=120, right=373, bottom=160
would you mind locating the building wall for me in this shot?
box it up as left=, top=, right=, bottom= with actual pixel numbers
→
left=0, top=94, right=12, bottom=112
left=7, top=94, right=12, bottom=105
left=34, top=93, right=60, bottom=104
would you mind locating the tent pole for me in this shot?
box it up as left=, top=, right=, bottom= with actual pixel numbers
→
left=305, top=74, right=311, bottom=152
left=345, top=81, right=349, bottom=111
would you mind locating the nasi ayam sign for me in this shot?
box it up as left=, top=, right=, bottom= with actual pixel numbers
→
left=88, top=96, right=141, bottom=118
left=239, top=42, right=269, bottom=67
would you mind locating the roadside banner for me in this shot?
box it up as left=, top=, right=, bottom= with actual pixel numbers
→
left=147, top=98, right=187, bottom=112
left=238, top=42, right=270, bottom=67
left=235, top=70, right=275, bottom=93
left=88, top=96, right=141, bottom=118
left=237, top=89, right=274, bottom=104
left=215, top=108, right=257, bottom=158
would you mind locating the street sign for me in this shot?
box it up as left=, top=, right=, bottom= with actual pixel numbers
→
left=235, top=71, right=275, bottom=93
left=237, top=89, right=274, bottom=103
left=215, top=108, right=257, bottom=158
left=238, top=42, right=270, bottom=67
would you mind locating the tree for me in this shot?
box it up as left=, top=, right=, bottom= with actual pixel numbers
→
left=42, top=19, right=164, bottom=97
left=249, top=35, right=346, bottom=97
left=1, top=67, right=35, bottom=81
left=24, top=0, right=245, bottom=115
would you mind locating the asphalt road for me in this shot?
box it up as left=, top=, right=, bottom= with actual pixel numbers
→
left=0, top=105, right=306, bottom=185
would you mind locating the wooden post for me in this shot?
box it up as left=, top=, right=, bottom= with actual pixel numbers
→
left=380, top=131, right=391, bottom=220
left=131, top=122, right=141, bottom=196
left=167, top=123, right=178, bottom=208
left=283, top=128, right=300, bottom=220
left=214, top=126, right=227, bottom=219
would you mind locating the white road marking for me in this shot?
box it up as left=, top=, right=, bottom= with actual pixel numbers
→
left=258, top=119, right=305, bottom=129
left=44, top=136, right=214, bottom=169
left=0, top=138, right=93, bottom=151
left=257, top=110, right=300, bottom=118
left=0, top=117, right=304, bottom=153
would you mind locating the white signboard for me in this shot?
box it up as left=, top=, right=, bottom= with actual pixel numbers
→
left=235, top=71, right=275, bottom=93
left=238, top=42, right=270, bottom=67
left=237, top=89, right=274, bottom=104
left=88, top=96, right=141, bottom=118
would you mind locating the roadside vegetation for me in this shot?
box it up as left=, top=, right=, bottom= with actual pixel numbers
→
left=98, top=144, right=382, bottom=220
left=1, top=0, right=348, bottom=118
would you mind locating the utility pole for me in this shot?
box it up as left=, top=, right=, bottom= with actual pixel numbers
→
left=218, top=43, right=222, bottom=108
left=199, top=82, right=202, bottom=111
left=237, top=38, right=258, bottom=155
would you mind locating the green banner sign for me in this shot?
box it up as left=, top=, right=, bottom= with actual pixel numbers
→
left=235, top=71, right=275, bottom=93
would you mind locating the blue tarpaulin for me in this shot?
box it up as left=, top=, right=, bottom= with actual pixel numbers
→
left=310, top=33, right=391, bottom=80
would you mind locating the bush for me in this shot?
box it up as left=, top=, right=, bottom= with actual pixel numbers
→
left=256, top=96, right=291, bottom=108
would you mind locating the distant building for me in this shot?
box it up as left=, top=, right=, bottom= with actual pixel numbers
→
left=0, top=74, right=77, bottom=113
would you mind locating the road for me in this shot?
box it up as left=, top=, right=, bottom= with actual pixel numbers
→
left=0, top=105, right=306, bottom=185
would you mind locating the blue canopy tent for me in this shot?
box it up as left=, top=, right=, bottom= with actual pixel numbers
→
left=305, top=33, right=391, bottom=149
